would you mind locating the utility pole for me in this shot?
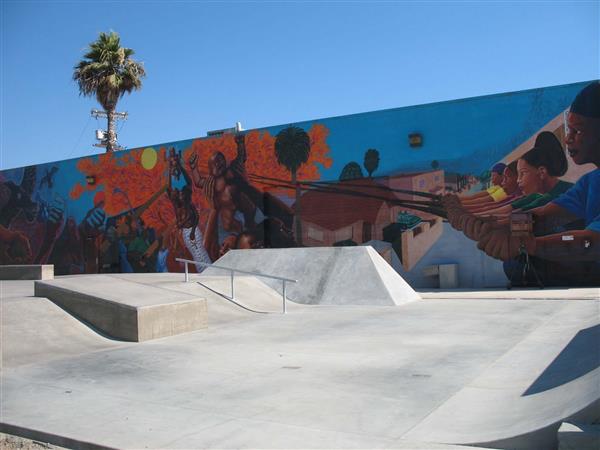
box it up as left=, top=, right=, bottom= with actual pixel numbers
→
left=91, top=109, right=128, bottom=151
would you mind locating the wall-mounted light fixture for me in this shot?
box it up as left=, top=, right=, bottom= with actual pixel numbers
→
left=409, top=133, right=423, bottom=148
left=86, top=175, right=96, bottom=185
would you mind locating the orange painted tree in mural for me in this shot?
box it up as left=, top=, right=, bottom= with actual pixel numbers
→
left=69, top=124, right=332, bottom=244
left=70, top=148, right=175, bottom=231
left=185, top=124, right=332, bottom=195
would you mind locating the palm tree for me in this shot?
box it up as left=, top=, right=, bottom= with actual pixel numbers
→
left=274, top=126, right=311, bottom=245
left=363, top=148, right=379, bottom=178
left=73, top=32, right=145, bottom=152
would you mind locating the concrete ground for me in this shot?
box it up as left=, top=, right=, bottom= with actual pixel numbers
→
left=1, top=275, right=599, bottom=449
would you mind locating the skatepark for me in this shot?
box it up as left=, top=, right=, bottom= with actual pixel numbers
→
left=1, top=247, right=599, bottom=449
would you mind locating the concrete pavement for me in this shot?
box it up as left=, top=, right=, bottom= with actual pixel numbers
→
left=1, top=274, right=599, bottom=449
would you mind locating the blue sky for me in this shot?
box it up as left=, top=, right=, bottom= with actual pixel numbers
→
left=1, top=1, right=598, bottom=170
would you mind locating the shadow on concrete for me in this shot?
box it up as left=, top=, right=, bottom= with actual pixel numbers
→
left=196, top=281, right=270, bottom=314
left=523, top=324, right=600, bottom=396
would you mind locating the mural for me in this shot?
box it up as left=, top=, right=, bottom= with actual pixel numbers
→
left=1, top=80, right=598, bottom=288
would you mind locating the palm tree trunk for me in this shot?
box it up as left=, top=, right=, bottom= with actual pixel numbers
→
left=106, top=109, right=116, bottom=153
left=293, top=169, right=303, bottom=246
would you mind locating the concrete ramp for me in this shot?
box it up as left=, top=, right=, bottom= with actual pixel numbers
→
left=210, top=246, right=421, bottom=305
left=35, top=275, right=208, bottom=342
left=1, top=282, right=123, bottom=369
left=404, top=300, right=600, bottom=450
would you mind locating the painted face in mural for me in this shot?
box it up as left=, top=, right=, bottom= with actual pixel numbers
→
left=209, top=152, right=227, bottom=178
left=565, top=112, right=600, bottom=166
left=237, top=232, right=264, bottom=250
left=219, top=234, right=238, bottom=257
left=516, top=159, right=544, bottom=196
left=490, top=171, right=503, bottom=186
left=501, top=166, right=518, bottom=195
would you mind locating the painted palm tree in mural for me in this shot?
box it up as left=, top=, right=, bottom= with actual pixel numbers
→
left=73, top=32, right=145, bottom=152
left=363, top=148, right=380, bottom=178
left=275, top=126, right=311, bottom=246
left=339, top=162, right=364, bottom=181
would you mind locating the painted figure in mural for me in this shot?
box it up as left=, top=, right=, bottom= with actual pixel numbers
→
left=509, top=81, right=600, bottom=283
left=110, top=187, right=163, bottom=273
left=465, top=161, right=522, bottom=214
left=219, top=228, right=264, bottom=258
left=0, top=168, right=34, bottom=263
left=0, top=226, right=31, bottom=264
left=79, top=192, right=110, bottom=273
left=0, top=165, right=69, bottom=266
left=444, top=131, right=571, bottom=235
left=167, top=148, right=213, bottom=268
left=446, top=82, right=600, bottom=285
left=49, top=216, right=85, bottom=274
left=0, top=166, right=38, bottom=228
left=187, top=134, right=257, bottom=235
left=217, top=216, right=298, bottom=257
left=25, top=194, right=66, bottom=266
left=185, top=134, right=297, bottom=253
left=79, top=189, right=164, bottom=273
left=458, top=163, right=506, bottom=206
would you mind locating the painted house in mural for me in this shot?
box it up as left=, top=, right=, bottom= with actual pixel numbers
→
left=300, top=178, right=397, bottom=247
left=1, top=80, right=598, bottom=288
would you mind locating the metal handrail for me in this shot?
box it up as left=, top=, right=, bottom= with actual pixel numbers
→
left=175, top=258, right=297, bottom=314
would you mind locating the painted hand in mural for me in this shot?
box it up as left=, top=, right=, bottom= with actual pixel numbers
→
left=476, top=226, right=535, bottom=261
left=82, top=204, right=107, bottom=237
left=462, top=216, right=498, bottom=241
left=35, top=198, right=67, bottom=264
left=47, top=199, right=65, bottom=226
left=187, top=153, right=198, bottom=171
left=447, top=208, right=470, bottom=231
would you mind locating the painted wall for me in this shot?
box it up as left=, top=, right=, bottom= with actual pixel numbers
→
left=1, top=80, right=598, bottom=288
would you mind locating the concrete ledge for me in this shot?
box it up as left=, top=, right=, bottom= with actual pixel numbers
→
left=422, top=264, right=458, bottom=289
left=1, top=265, right=54, bottom=280
left=34, top=275, right=207, bottom=342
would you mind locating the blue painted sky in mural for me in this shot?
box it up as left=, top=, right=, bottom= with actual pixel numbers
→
left=261, top=81, right=589, bottom=179
left=1, top=80, right=588, bottom=226
left=1, top=1, right=598, bottom=170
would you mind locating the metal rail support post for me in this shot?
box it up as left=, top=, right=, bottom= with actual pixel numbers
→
left=175, top=257, right=296, bottom=314
left=282, top=280, right=287, bottom=314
